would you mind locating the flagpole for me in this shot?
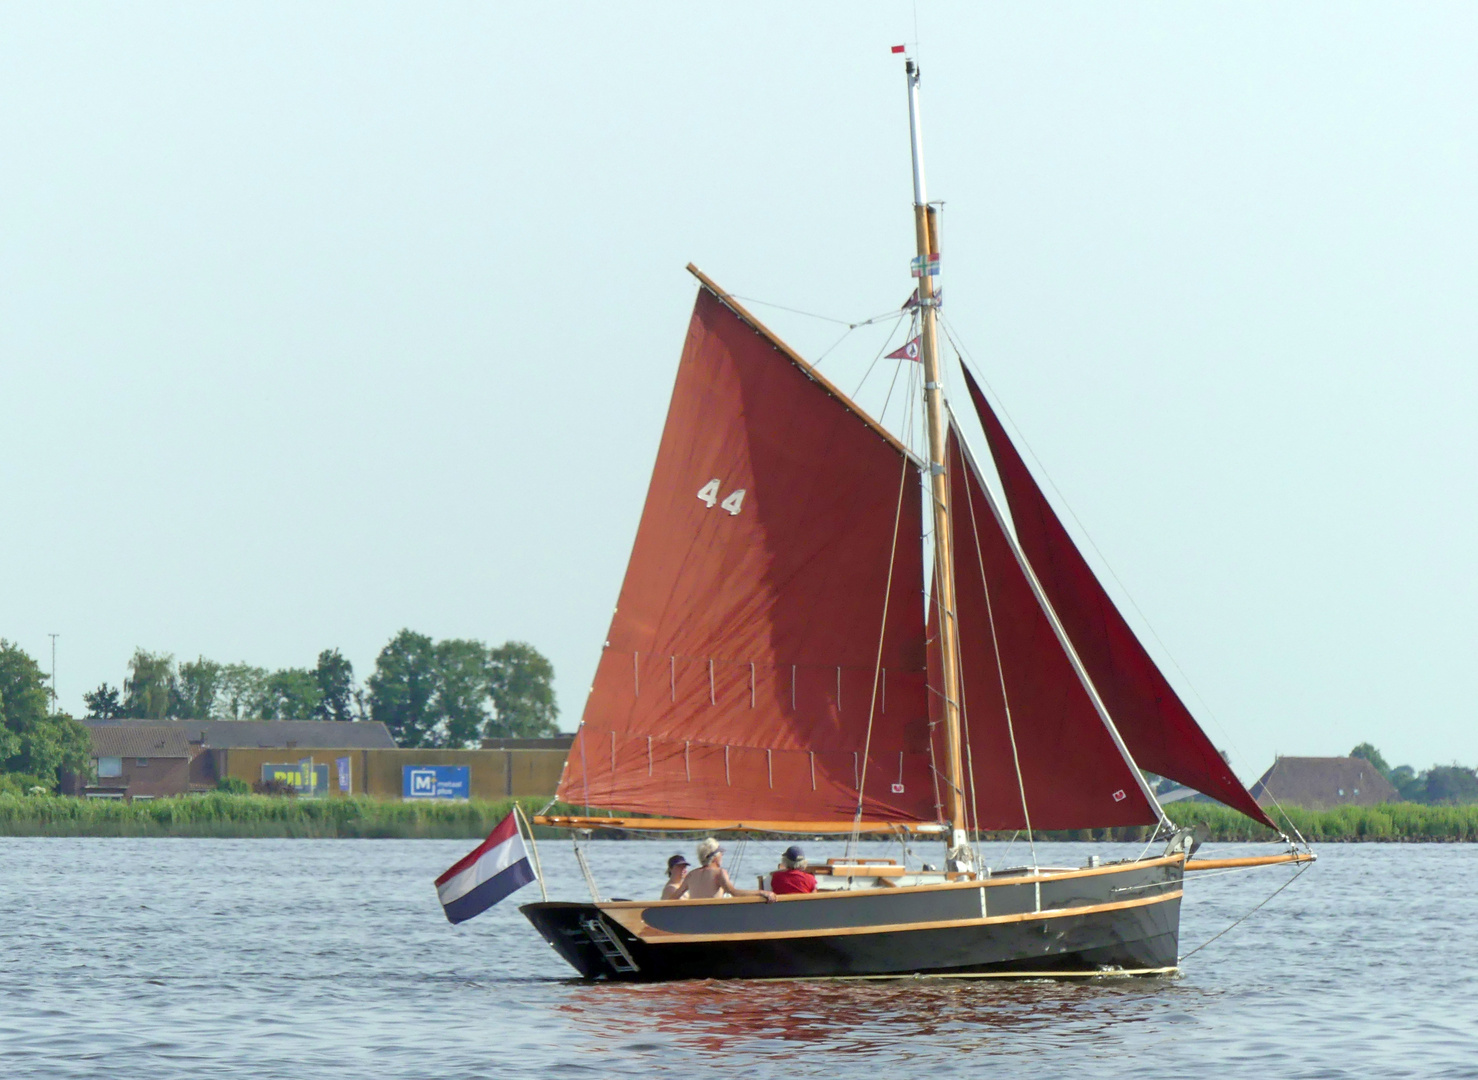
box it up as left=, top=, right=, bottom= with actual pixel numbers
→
left=514, top=803, right=548, bottom=901
left=905, top=56, right=971, bottom=872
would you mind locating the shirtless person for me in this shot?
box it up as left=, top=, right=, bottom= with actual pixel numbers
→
left=672, top=838, right=775, bottom=902
left=660, top=853, right=689, bottom=900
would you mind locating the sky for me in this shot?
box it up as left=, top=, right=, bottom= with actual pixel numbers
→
left=2, top=4, right=1475, bottom=784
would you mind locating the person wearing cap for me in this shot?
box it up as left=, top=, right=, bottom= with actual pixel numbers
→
left=673, top=837, right=775, bottom=901
left=660, top=853, right=689, bottom=900
left=770, top=845, right=817, bottom=895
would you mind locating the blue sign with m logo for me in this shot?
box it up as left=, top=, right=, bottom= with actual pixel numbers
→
left=402, top=765, right=470, bottom=800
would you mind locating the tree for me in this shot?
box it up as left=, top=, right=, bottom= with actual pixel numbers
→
left=1422, top=766, right=1478, bottom=805
left=311, top=649, right=356, bottom=723
left=123, top=649, right=175, bottom=719
left=174, top=657, right=224, bottom=719
left=0, top=640, right=91, bottom=790
left=1389, top=764, right=1421, bottom=801
left=1350, top=743, right=1392, bottom=780
left=368, top=630, right=440, bottom=747
left=435, top=639, right=492, bottom=748
left=84, top=683, right=125, bottom=719
left=217, top=663, right=269, bottom=720
left=486, top=641, right=559, bottom=739
left=257, top=668, right=322, bottom=720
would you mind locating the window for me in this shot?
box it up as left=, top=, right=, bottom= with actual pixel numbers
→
left=97, top=757, right=123, bottom=778
left=135, top=758, right=149, bottom=767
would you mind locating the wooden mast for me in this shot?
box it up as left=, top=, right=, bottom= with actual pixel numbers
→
left=905, top=58, right=970, bottom=868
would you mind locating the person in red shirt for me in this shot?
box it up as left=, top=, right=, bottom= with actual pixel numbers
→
left=770, top=845, right=817, bottom=895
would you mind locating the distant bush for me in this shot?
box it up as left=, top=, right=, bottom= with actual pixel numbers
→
left=216, top=777, right=251, bottom=795
left=251, top=778, right=299, bottom=797
left=0, top=773, right=54, bottom=798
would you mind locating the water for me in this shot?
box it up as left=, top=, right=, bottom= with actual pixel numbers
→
left=2, top=837, right=1475, bottom=1079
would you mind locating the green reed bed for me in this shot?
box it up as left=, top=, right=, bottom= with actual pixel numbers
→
left=1, top=794, right=1475, bottom=840
left=0, top=793, right=568, bottom=839
left=1162, top=801, right=1478, bottom=842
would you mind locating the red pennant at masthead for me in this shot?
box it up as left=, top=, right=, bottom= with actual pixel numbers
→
left=886, top=336, right=922, bottom=363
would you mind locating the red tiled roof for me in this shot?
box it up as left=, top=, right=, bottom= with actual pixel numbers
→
left=87, top=726, right=198, bottom=759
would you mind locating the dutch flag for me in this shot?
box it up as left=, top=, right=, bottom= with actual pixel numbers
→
left=435, top=812, right=536, bottom=924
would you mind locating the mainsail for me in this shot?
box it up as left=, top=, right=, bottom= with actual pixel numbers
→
left=962, top=368, right=1277, bottom=829
left=557, top=280, right=936, bottom=823
left=940, top=427, right=1161, bottom=831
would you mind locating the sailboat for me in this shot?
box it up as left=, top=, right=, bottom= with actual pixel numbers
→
left=520, top=55, right=1312, bottom=981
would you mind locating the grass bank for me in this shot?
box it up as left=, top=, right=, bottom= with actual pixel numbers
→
left=1, top=794, right=1475, bottom=841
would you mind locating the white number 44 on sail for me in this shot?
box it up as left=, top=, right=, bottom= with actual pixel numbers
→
left=697, top=479, right=745, bottom=516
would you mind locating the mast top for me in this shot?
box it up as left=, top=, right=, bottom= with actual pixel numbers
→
left=905, top=59, right=928, bottom=209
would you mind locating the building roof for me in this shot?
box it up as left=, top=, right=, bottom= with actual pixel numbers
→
left=88, top=725, right=199, bottom=759
left=480, top=735, right=575, bottom=750
left=1250, top=756, right=1399, bottom=810
left=82, top=719, right=398, bottom=750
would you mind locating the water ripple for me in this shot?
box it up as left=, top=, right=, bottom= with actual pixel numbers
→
left=2, top=837, right=1475, bottom=1078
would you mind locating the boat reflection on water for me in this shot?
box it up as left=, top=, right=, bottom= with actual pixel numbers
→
left=560, top=974, right=1197, bottom=1055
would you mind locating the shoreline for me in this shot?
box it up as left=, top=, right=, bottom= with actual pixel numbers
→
left=0, top=794, right=1474, bottom=841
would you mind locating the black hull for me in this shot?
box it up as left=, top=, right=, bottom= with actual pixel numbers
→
left=522, top=856, right=1183, bottom=982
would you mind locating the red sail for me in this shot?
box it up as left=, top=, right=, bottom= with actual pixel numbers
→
left=558, top=282, right=935, bottom=823
left=944, top=428, right=1160, bottom=831
left=962, top=368, right=1278, bottom=829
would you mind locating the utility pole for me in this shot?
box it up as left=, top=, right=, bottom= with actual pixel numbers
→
left=48, top=633, right=59, bottom=714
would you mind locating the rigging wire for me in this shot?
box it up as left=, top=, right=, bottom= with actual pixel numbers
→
left=1178, top=862, right=1311, bottom=963
left=849, top=368, right=918, bottom=859
left=729, top=836, right=749, bottom=880
left=848, top=312, right=913, bottom=397
left=959, top=434, right=1038, bottom=868
left=876, top=323, right=916, bottom=435
left=729, top=294, right=903, bottom=331
left=571, top=831, right=602, bottom=903
left=956, top=608, right=985, bottom=871
left=998, top=830, right=1021, bottom=866
left=810, top=326, right=859, bottom=369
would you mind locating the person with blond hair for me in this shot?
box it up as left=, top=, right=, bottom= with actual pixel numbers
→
left=669, top=838, right=775, bottom=902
